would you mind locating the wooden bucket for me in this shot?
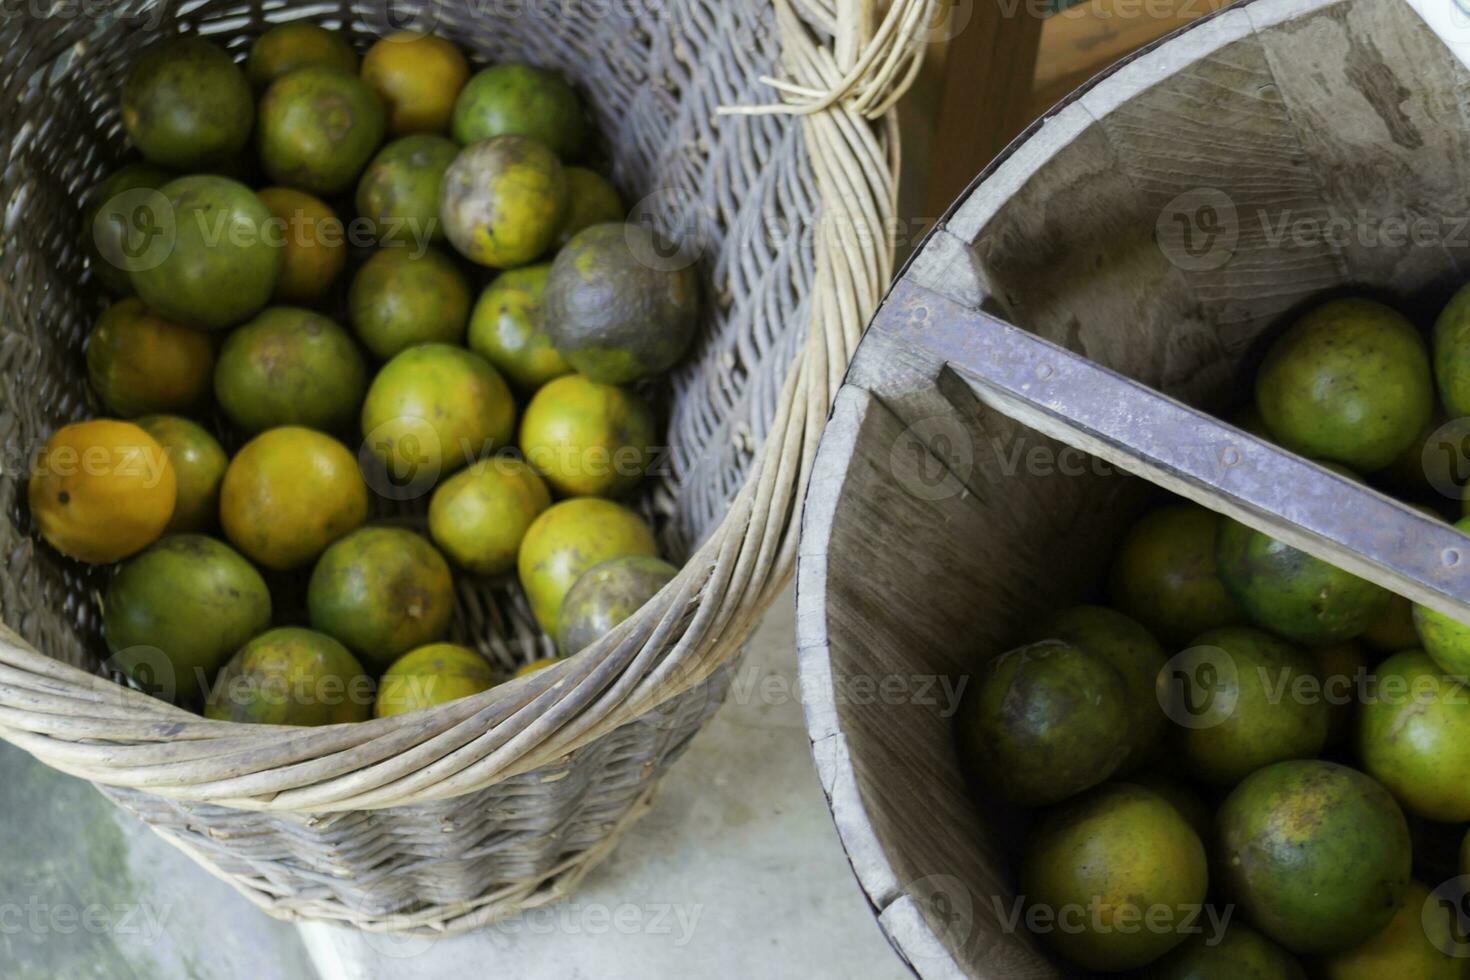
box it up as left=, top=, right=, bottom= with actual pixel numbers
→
left=797, top=0, right=1470, bottom=974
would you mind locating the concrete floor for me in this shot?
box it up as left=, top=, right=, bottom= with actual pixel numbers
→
left=0, top=589, right=910, bottom=980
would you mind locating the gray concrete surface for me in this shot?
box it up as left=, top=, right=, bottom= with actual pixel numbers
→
left=300, top=589, right=909, bottom=980
left=0, top=739, right=316, bottom=980
left=0, top=590, right=907, bottom=979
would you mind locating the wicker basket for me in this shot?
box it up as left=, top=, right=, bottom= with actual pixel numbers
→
left=798, top=0, right=1470, bottom=974
left=0, top=0, right=927, bottom=933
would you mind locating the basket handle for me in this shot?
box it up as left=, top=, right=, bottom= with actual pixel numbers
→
left=876, top=279, right=1470, bottom=624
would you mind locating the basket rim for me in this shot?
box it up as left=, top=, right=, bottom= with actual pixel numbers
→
left=0, top=0, right=922, bottom=812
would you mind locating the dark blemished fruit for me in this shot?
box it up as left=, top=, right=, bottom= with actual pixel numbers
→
left=258, top=66, right=386, bottom=195
left=519, top=374, right=657, bottom=498
left=1256, top=298, right=1432, bottom=473
left=135, top=415, right=227, bottom=533
left=1216, top=759, right=1411, bottom=955
left=556, top=556, right=678, bottom=656
left=1109, top=503, right=1247, bottom=646
left=556, top=167, right=623, bottom=246
left=103, top=534, right=271, bottom=703
left=451, top=64, right=588, bottom=160
left=205, top=627, right=372, bottom=726
left=1357, top=649, right=1470, bottom=822
left=1032, top=604, right=1168, bottom=769
left=956, top=640, right=1131, bottom=806
left=86, top=162, right=173, bottom=296
left=517, top=498, right=658, bottom=631
left=1170, top=626, right=1328, bottom=786
left=214, top=307, right=367, bottom=434
left=121, top=37, right=253, bottom=169
left=439, top=135, right=568, bottom=268
left=466, top=264, right=572, bottom=390
left=1217, top=514, right=1391, bottom=645
left=347, top=246, right=471, bottom=359
left=1021, top=783, right=1208, bottom=972
left=428, top=457, right=551, bottom=576
left=359, top=344, right=515, bottom=479
left=373, top=643, right=495, bottom=718
left=543, top=222, right=699, bottom=384
left=130, top=175, right=283, bottom=330
left=307, top=526, right=455, bottom=669
left=245, top=22, right=359, bottom=90
left=86, top=298, right=213, bottom=417
left=355, top=134, right=458, bottom=244
left=219, top=426, right=368, bottom=570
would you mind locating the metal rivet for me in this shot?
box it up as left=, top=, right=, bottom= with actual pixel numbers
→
left=912, top=305, right=928, bottom=322
left=1446, top=548, right=1462, bottom=567
left=1220, top=446, right=1241, bottom=467
left=1035, top=363, right=1053, bottom=380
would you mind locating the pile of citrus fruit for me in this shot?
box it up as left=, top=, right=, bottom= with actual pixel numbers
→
left=957, top=293, right=1470, bottom=976
left=29, top=25, right=696, bottom=724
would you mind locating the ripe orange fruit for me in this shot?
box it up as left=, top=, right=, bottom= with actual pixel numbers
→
left=360, top=33, right=468, bottom=135
left=28, top=419, right=176, bottom=562
left=86, top=298, right=214, bottom=418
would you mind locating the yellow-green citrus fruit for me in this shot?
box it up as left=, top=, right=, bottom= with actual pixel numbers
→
left=374, top=643, right=496, bottom=717
left=258, top=65, right=386, bottom=195
left=556, top=555, right=677, bottom=655
left=360, top=32, right=469, bottom=135
left=517, top=498, right=658, bottom=631
left=347, top=246, right=471, bottom=359
left=360, top=343, right=516, bottom=481
left=440, top=135, right=568, bottom=268
left=1108, top=503, right=1247, bottom=646
left=1256, top=298, right=1432, bottom=472
left=205, top=627, right=372, bottom=726
left=1020, top=783, right=1208, bottom=971
left=428, top=457, right=551, bottom=576
left=307, top=526, right=455, bottom=668
left=556, top=168, right=623, bottom=246
left=214, top=306, right=367, bottom=434
left=245, top=22, right=359, bottom=90
left=1357, top=649, right=1470, bottom=822
left=451, top=64, right=588, bottom=160
left=219, top=426, right=368, bottom=570
left=135, top=415, right=227, bottom=533
left=355, top=134, right=458, bottom=244
left=466, top=264, right=572, bottom=391
left=519, top=374, right=657, bottom=498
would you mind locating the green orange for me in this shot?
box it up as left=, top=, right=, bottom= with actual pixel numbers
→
left=256, top=186, right=346, bottom=304
left=556, top=168, right=623, bottom=246
left=355, top=134, right=458, bottom=244
left=517, top=498, right=658, bottom=631
left=258, top=65, right=386, bottom=195
left=451, top=64, right=588, bottom=159
left=360, top=32, right=469, bottom=135
left=214, top=306, right=367, bottom=434
left=205, top=627, right=372, bottom=726
left=374, top=643, right=496, bottom=717
left=121, top=37, right=253, bottom=169
left=440, top=135, right=568, bottom=267
left=466, top=264, right=572, bottom=390
left=135, top=415, right=227, bottom=533
left=519, top=374, right=657, bottom=497
left=245, top=22, right=359, bottom=90
left=347, top=246, right=471, bottom=359
left=428, top=456, right=551, bottom=576
left=307, top=526, right=455, bottom=668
